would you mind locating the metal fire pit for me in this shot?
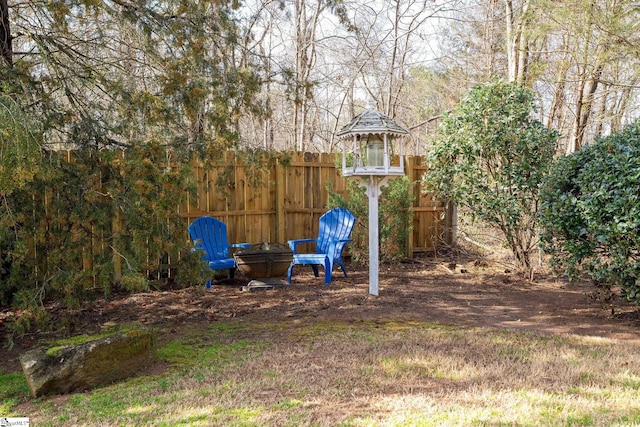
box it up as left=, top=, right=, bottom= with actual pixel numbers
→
left=234, top=242, right=293, bottom=291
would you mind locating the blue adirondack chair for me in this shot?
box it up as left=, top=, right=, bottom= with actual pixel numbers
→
left=188, top=216, right=251, bottom=288
left=287, top=207, right=355, bottom=285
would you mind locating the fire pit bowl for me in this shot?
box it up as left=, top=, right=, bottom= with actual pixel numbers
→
left=234, top=242, right=293, bottom=280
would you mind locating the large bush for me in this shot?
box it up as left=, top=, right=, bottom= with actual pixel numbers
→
left=422, top=80, right=558, bottom=278
left=540, top=120, right=640, bottom=303
left=0, top=144, right=208, bottom=336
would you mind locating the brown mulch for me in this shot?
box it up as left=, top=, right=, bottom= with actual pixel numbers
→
left=2, top=254, right=639, bottom=374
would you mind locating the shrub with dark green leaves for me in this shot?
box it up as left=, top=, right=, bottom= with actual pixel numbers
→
left=540, top=120, right=640, bottom=303
left=423, top=80, right=558, bottom=278
left=327, top=179, right=369, bottom=264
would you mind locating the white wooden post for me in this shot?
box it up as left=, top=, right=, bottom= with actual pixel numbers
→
left=360, top=176, right=390, bottom=296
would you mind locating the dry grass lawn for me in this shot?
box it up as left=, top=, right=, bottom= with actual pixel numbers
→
left=2, top=255, right=639, bottom=426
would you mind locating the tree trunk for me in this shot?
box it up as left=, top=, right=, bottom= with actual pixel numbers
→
left=505, top=0, right=530, bottom=84
left=610, top=80, right=636, bottom=133
left=293, top=0, right=321, bottom=152
left=567, top=64, right=604, bottom=154
left=545, top=38, right=571, bottom=130
left=0, top=0, right=11, bottom=67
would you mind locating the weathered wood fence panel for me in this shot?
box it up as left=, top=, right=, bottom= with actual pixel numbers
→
left=181, top=151, right=452, bottom=254
left=407, top=156, right=455, bottom=254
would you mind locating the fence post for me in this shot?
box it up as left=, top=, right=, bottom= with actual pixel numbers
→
left=275, top=160, right=286, bottom=244
left=447, top=202, right=457, bottom=247
left=405, top=155, right=415, bottom=258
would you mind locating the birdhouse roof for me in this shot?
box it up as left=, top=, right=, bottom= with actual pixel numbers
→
left=337, top=102, right=409, bottom=138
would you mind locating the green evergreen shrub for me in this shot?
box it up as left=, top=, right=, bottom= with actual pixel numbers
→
left=540, top=120, right=640, bottom=304
left=0, top=142, right=200, bottom=334
left=380, top=176, right=414, bottom=260
left=422, top=80, right=558, bottom=278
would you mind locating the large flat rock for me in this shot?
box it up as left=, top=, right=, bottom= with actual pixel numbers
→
left=20, top=327, right=156, bottom=397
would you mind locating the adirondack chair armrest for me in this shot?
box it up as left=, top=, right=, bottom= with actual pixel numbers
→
left=288, top=238, right=316, bottom=254
left=326, top=238, right=352, bottom=257
left=330, top=238, right=352, bottom=244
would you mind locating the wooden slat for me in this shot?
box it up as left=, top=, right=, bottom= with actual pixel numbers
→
left=275, top=161, right=286, bottom=243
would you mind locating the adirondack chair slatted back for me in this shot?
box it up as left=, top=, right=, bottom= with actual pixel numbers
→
left=316, top=208, right=355, bottom=259
left=188, top=216, right=251, bottom=287
left=188, top=217, right=231, bottom=262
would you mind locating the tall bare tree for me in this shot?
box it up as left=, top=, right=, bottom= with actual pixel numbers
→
left=505, top=0, right=531, bottom=84
left=534, top=0, right=640, bottom=153
left=435, top=0, right=640, bottom=153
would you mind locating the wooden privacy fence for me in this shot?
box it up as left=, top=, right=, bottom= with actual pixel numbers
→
left=181, top=152, right=455, bottom=256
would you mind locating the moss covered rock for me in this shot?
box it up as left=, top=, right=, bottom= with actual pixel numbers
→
left=19, top=326, right=156, bottom=396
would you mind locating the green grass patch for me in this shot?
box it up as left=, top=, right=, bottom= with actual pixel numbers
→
left=0, top=371, right=31, bottom=414
left=157, top=338, right=259, bottom=366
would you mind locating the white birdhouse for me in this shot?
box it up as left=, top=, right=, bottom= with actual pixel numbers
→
left=337, top=100, right=408, bottom=178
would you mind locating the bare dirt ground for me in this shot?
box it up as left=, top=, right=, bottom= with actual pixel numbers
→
left=2, top=253, right=639, bottom=374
